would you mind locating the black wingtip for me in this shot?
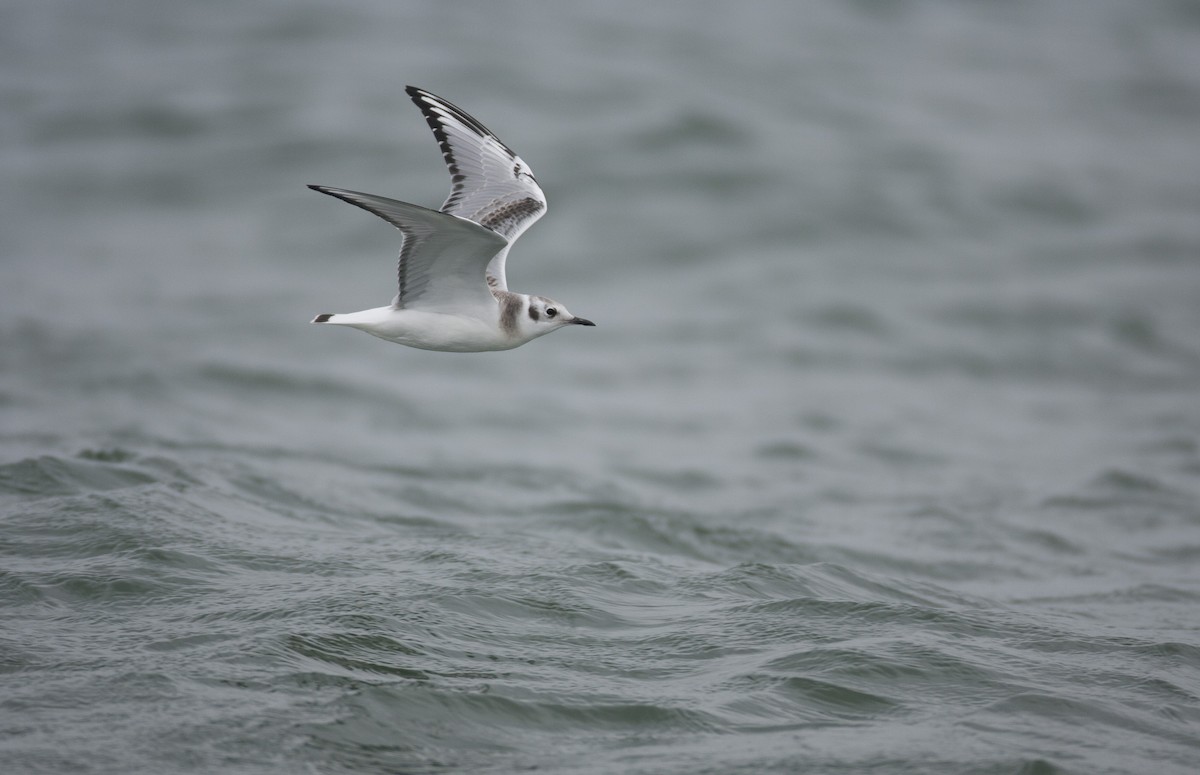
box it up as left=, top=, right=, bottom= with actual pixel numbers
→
left=312, top=314, right=334, bottom=323
left=405, top=86, right=496, bottom=141
left=405, top=85, right=429, bottom=107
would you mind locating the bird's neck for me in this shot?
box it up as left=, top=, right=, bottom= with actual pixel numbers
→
left=495, top=290, right=532, bottom=340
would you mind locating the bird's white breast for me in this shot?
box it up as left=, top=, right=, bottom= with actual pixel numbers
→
left=327, top=306, right=519, bottom=352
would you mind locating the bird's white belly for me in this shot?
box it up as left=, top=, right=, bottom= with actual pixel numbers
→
left=331, top=307, right=516, bottom=352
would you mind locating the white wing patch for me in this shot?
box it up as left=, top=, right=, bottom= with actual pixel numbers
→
left=406, top=86, right=548, bottom=290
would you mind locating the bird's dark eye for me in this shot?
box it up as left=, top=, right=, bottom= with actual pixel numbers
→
left=546, top=307, right=557, bottom=318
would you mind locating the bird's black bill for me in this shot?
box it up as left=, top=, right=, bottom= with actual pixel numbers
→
left=571, top=317, right=596, bottom=327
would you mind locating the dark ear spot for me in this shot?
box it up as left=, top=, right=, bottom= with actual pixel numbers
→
left=528, top=306, right=540, bottom=322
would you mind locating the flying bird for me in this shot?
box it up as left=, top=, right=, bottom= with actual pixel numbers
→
left=308, top=86, right=594, bottom=352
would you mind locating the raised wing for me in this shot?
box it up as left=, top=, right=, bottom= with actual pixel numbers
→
left=308, top=185, right=507, bottom=316
left=406, top=86, right=547, bottom=290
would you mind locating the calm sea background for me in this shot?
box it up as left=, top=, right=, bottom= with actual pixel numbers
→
left=3, top=1, right=1200, bottom=773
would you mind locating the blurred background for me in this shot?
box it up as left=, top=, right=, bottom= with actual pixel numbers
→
left=2, top=1, right=1199, bottom=773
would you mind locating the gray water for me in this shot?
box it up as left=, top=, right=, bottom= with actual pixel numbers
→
left=3, top=1, right=1200, bottom=773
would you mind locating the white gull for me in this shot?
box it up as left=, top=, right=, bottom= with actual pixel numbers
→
left=309, top=86, right=594, bottom=352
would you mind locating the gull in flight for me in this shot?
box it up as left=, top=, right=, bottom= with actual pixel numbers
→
left=308, top=86, right=594, bottom=352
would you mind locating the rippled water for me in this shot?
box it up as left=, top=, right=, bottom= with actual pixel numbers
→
left=3, top=1, right=1200, bottom=773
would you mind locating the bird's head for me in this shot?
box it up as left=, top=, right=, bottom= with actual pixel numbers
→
left=522, top=295, right=595, bottom=339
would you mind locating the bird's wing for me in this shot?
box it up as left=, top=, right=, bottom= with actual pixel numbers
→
left=308, top=185, right=508, bottom=316
left=406, top=86, right=547, bottom=291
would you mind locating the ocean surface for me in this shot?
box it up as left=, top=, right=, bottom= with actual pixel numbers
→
left=3, top=1, right=1200, bottom=773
